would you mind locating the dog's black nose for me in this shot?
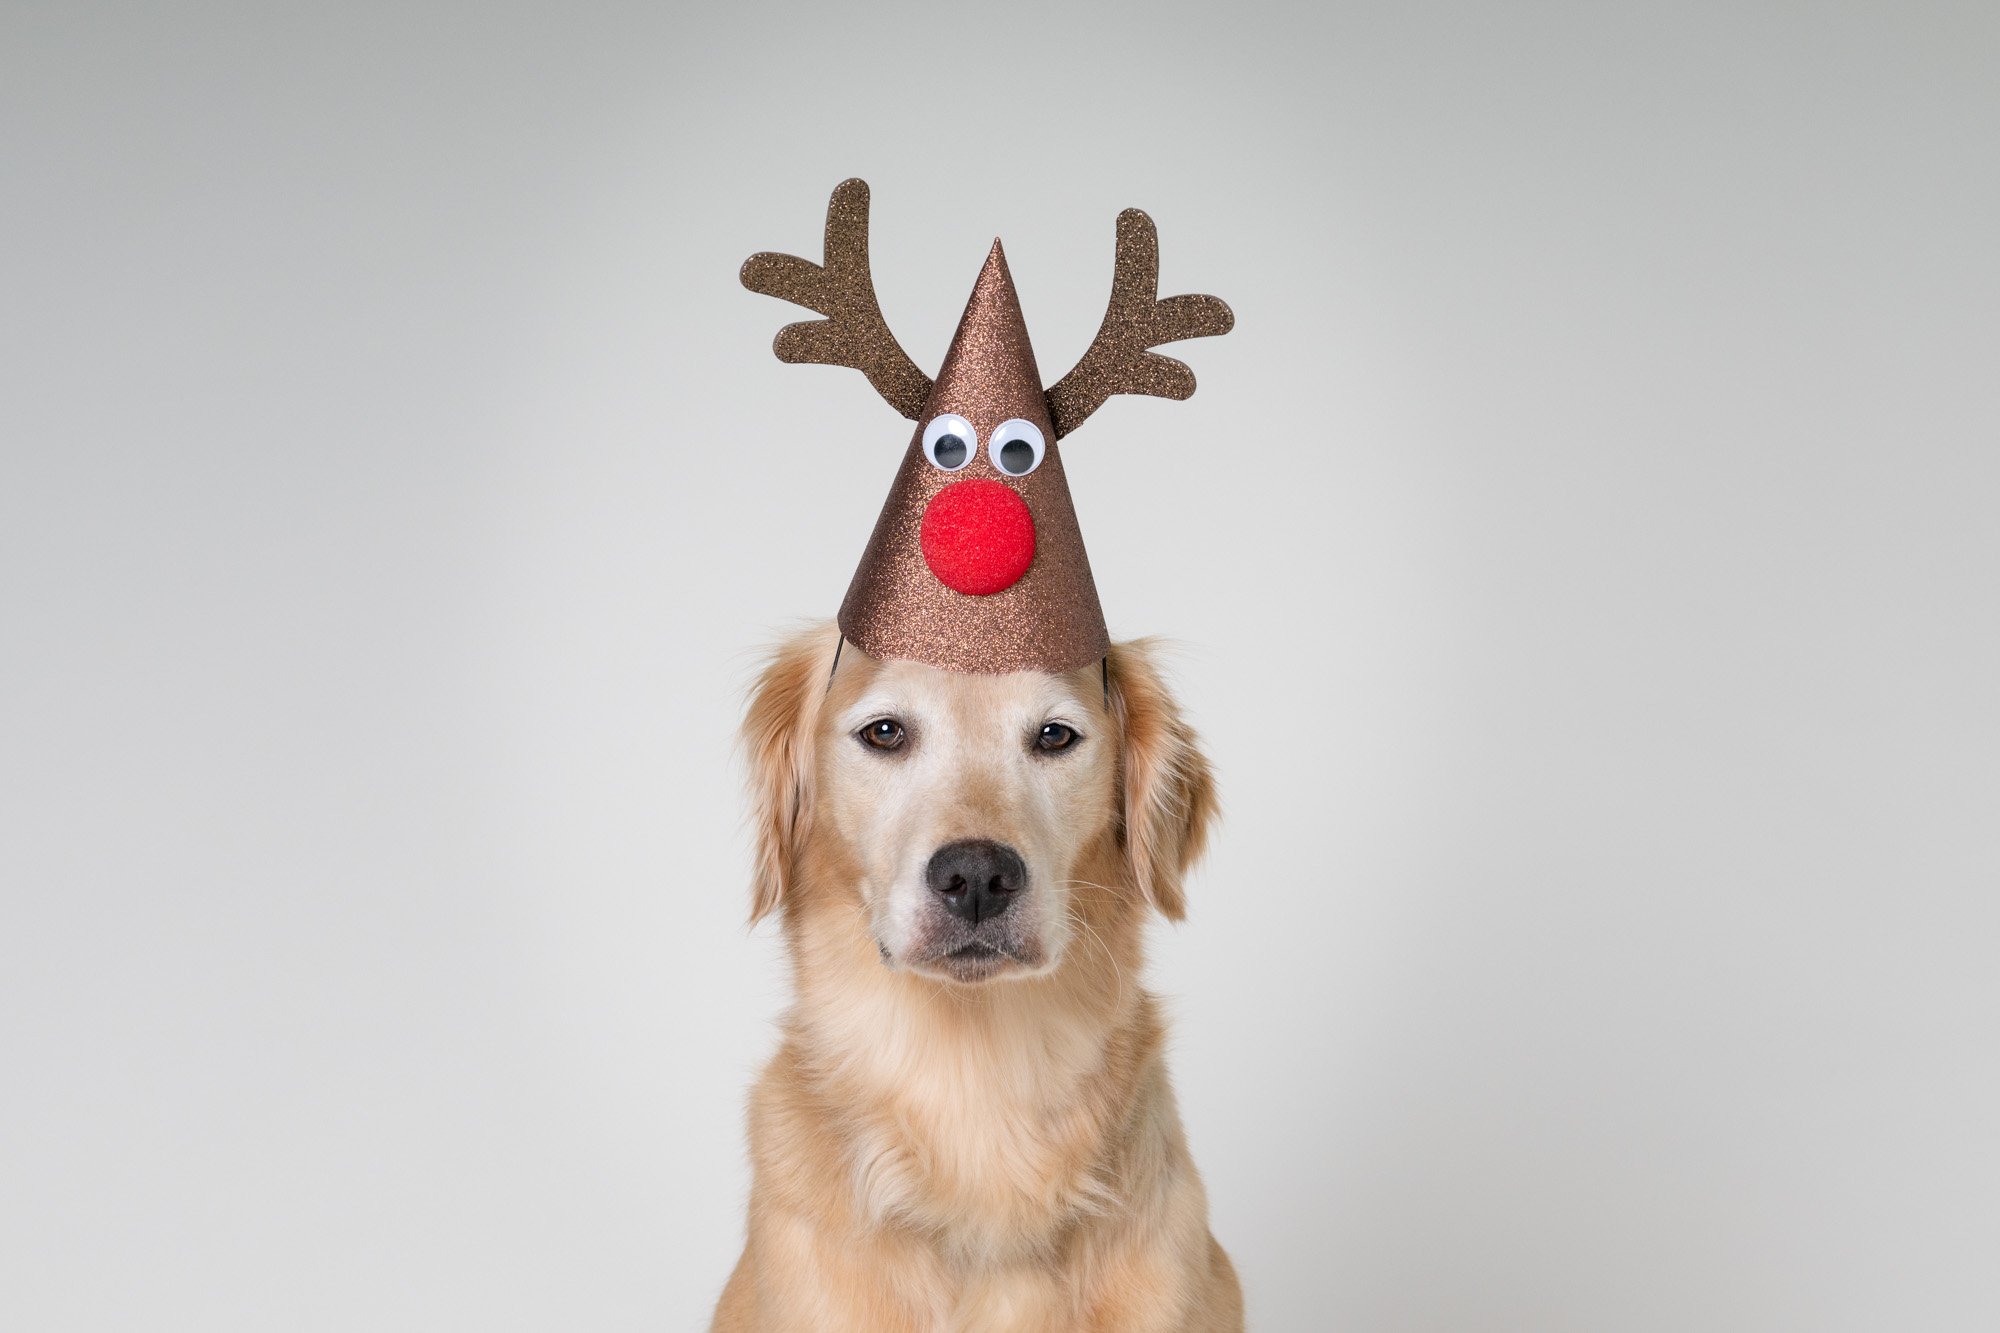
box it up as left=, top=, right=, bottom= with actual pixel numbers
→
left=925, top=839, right=1027, bottom=924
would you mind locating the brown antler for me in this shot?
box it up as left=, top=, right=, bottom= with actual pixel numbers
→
left=740, top=179, right=933, bottom=420
left=1044, top=208, right=1234, bottom=439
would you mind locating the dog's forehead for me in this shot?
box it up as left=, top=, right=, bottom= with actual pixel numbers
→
left=837, top=657, right=1092, bottom=729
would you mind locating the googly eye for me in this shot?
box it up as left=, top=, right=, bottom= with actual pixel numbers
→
left=988, top=419, right=1046, bottom=477
left=922, top=415, right=976, bottom=471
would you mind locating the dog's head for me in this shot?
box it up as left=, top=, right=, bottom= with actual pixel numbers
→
left=741, top=626, right=1217, bottom=985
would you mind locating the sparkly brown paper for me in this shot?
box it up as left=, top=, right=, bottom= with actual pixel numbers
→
left=1044, top=208, right=1235, bottom=439
left=740, top=180, right=1233, bottom=675
left=740, top=179, right=932, bottom=420
left=838, top=242, right=1108, bottom=673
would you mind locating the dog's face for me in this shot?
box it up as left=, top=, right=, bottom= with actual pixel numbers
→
left=743, top=627, right=1217, bottom=987
left=822, top=658, right=1117, bottom=982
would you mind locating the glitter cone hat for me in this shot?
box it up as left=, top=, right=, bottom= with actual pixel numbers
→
left=741, top=179, right=1232, bottom=674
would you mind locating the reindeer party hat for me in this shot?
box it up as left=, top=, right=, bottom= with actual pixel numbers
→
left=741, top=179, right=1232, bottom=674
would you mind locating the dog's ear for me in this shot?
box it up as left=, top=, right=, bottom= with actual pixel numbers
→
left=1109, top=640, right=1219, bottom=921
left=741, top=626, right=835, bottom=925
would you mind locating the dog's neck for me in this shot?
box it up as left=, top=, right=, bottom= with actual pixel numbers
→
left=778, top=854, right=1157, bottom=1253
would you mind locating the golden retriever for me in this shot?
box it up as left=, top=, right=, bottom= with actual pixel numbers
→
left=711, top=622, right=1241, bottom=1332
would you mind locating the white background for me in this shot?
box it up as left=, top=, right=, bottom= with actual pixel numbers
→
left=4, top=2, right=1996, bottom=1328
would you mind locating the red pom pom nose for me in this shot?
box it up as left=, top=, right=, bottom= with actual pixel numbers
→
left=919, top=479, right=1036, bottom=595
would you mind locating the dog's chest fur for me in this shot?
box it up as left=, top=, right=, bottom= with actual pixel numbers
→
left=787, top=955, right=1159, bottom=1262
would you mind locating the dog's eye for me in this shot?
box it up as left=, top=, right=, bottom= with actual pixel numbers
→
left=989, top=419, right=1045, bottom=477
left=1035, top=722, right=1079, bottom=753
left=858, top=718, right=906, bottom=751
left=922, top=415, right=976, bottom=472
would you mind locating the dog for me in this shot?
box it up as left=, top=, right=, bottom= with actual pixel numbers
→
left=711, top=622, right=1242, bottom=1331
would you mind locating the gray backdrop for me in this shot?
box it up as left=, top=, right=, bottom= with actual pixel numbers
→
left=4, top=1, right=1996, bottom=1328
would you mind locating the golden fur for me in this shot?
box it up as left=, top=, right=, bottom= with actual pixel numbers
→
left=713, top=623, right=1241, bottom=1332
